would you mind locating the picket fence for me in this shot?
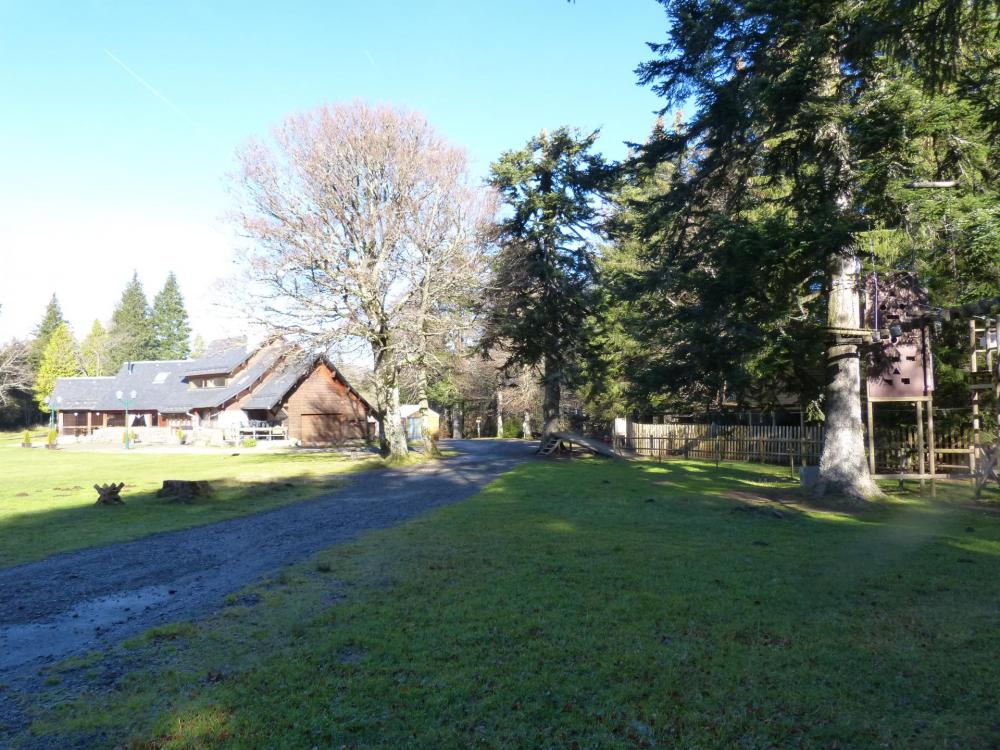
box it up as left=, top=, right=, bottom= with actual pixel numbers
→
left=618, top=421, right=974, bottom=473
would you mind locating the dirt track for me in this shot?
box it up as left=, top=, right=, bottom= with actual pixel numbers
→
left=0, top=439, right=535, bottom=740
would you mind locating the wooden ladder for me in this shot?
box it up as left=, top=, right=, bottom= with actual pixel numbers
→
left=538, top=434, right=561, bottom=456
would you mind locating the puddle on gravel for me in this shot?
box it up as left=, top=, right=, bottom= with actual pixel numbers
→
left=0, top=585, right=173, bottom=671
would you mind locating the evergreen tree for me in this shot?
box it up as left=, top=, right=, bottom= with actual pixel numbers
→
left=481, top=128, right=609, bottom=435
left=80, top=319, right=111, bottom=376
left=631, top=0, right=998, bottom=500
left=150, top=272, right=191, bottom=360
left=30, top=294, right=65, bottom=371
left=107, top=272, right=155, bottom=372
left=33, top=323, right=80, bottom=411
left=190, top=334, right=206, bottom=359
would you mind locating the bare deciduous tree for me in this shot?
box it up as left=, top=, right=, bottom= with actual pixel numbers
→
left=231, top=101, right=489, bottom=459
left=0, top=339, right=31, bottom=407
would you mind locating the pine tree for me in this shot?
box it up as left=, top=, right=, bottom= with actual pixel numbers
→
left=33, top=323, right=80, bottom=411
left=150, top=272, right=191, bottom=360
left=30, top=294, right=65, bottom=371
left=481, top=128, right=609, bottom=435
left=107, top=272, right=155, bottom=372
left=632, top=0, right=997, bottom=500
left=190, top=334, right=206, bottom=359
left=80, top=319, right=111, bottom=376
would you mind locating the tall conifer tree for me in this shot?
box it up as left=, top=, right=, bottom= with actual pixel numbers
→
left=30, top=294, right=65, bottom=371
left=481, top=128, right=608, bottom=436
left=108, top=272, right=154, bottom=371
left=33, top=323, right=80, bottom=410
left=632, top=0, right=998, bottom=500
left=80, top=319, right=111, bottom=376
left=151, top=272, right=191, bottom=360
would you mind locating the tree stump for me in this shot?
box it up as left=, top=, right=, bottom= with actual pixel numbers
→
left=157, top=480, right=214, bottom=503
left=94, top=483, right=125, bottom=505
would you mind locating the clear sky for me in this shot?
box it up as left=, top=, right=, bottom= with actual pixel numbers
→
left=0, top=0, right=667, bottom=343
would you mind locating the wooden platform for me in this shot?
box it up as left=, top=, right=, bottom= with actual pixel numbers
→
left=539, top=431, right=634, bottom=459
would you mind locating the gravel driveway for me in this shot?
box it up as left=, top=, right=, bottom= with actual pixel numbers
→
left=0, top=439, right=534, bottom=735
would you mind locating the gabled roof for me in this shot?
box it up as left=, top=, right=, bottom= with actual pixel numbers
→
left=242, top=354, right=378, bottom=416
left=54, top=340, right=262, bottom=413
left=51, top=340, right=377, bottom=418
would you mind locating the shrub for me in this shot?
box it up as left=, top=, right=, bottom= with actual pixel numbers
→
left=122, top=430, right=137, bottom=445
left=501, top=420, right=522, bottom=439
left=46, top=428, right=57, bottom=446
left=175, top=428, right=186, bottom=445
left=22, top=430, right=31, bottom=446
left=242, top=437, right=258, bottom=448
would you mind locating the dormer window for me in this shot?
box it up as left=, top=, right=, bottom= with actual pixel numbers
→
left=189, top=376, right=228, bottom=389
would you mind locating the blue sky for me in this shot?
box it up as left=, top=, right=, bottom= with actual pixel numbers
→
left=0, top=0, right=667, bottom=342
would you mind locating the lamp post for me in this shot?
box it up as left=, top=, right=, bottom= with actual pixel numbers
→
left=116, top=389, right=137, bottom=450
left=44, top=395, right=62, bottom=434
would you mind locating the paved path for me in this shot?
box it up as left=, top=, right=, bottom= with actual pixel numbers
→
left=0, top=440, right=534, bottom=682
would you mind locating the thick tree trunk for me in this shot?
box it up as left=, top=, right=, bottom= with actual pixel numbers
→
left=495, top=388, right=504, bottom=437
left=372, top=339, right=408, bottom=461
left=541, top=354, right=563, bottom=436
left=415, top=364, right=441, bottom=458
left=452, top=404, right=464, bottom=439
left=817, top=255, right=882, bottom=500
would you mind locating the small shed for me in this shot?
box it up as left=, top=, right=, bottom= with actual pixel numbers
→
left=400, top=405, right=440, bottom=440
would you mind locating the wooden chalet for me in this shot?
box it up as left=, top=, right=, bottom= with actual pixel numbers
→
left=51, top=339, right=377, bottom=445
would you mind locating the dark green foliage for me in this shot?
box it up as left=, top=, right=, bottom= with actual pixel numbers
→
left=108, top=272, right=155, bottom=372
left=600, top=0, right=1000, bottom=418
left=151, top=272, right=191, bottom=360
left=481, top=128, right=609, bottom=401
left=30, top=294, right=65, bottom=372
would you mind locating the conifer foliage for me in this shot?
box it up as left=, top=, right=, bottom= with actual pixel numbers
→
left=481, top=127, right=609, bottom=435
left=80, top=319, right=111, bottom=376
left=33, top=322, right=80, bottom=411
left=108, top=272, right=155, bottom=371
left=621, top=0, right=1000, bottom=499
left=151, top=272, right=191, bottom=360
left=30, top=294, right=66, bottom=372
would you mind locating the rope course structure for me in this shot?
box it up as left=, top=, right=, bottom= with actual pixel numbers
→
left=824, top=282, right=1000, bottom=496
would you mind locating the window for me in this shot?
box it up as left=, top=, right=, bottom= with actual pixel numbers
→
left=153, top=371, right=170, bottom=384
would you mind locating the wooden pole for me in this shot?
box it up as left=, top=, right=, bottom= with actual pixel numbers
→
left=866, top=398, right=876, bottom=475
left=927, top=395, right=936, bottom=497
left=916, top=400, right=926, bottom=493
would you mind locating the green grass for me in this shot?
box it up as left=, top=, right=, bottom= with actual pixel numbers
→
left=18, top=458, right=1000, bottom=749
left=0, top=434, right=382, bottom=568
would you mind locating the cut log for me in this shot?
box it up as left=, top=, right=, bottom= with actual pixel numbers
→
left=157, top=480, right=214, bottom=503
left=94, top=483, right=125, bottom=505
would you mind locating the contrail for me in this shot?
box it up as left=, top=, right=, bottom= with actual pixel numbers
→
left=103, top=49, right=195, bottom=125
left=363, top=49, right=378, bottom=70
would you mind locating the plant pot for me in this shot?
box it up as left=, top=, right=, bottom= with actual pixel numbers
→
left=45, top=444, right=58, bottom=450
left=21, top=443, right=31, bottom=448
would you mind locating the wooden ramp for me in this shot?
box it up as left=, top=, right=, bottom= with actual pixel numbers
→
left=539, top=431, right=632, bottom=459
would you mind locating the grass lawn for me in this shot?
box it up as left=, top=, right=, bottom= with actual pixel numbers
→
left=18, top=457, right=1000, bottom=749
left=0, top=435, right=381, bottom=568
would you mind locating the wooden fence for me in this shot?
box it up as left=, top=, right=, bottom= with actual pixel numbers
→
left=618, top=421, right=975, bottom=473
left=619, top=422, right=824, bottom=466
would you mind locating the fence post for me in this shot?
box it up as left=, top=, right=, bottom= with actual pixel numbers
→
left=716, top=436, right=721, bottom=467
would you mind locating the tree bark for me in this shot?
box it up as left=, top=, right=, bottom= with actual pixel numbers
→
left=415, top=365, right=441, bottom=457
left=817, top=255, right=882, bottom=500
left=452, top=404, right=464, bottom=439
left=495, top=388, right=504, bottom=437
left=372, top=335, right=408, bottom=461
left=541, top=354, right=563, bottom=436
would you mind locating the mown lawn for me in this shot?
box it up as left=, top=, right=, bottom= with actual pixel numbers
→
left=19, top=457, right=1000, bottom=749
left=0, top=436, right=380, bottom=568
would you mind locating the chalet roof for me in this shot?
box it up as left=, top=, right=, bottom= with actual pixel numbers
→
left=53, top=340, right=270, bottom=413
left=51, top=340, right=375, bottom=417
left=242, top=355, right=377, bottom=415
